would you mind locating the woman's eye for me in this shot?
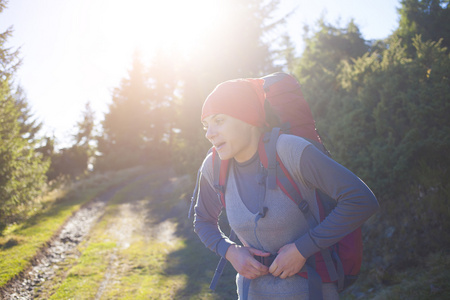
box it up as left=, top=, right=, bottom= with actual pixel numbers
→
left=215, top=118, right=223, bottom=125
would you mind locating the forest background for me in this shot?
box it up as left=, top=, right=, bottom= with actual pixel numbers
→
left=1, top=0, right=449, bottom=297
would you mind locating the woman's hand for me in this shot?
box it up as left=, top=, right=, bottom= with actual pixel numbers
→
left=269, top=243, right=306, bottom=279
left=225, top=244, right=270, bottom=279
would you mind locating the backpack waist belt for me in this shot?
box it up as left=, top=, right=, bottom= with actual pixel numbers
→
left=253, top=254, right=277, bottom=267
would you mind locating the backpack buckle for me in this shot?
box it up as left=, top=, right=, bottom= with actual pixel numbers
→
left=214, top=184, right=225, bottom=194
left=298, top=200, right=309, bottom=213
left=214, top=185, right=225, bottom=203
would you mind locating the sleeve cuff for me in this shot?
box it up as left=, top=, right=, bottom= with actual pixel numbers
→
left=217, top=238, right=234, bottom=258
left=295, top=232, right=321, bottom=259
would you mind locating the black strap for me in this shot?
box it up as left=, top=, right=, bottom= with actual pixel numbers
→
left=276, top=163, right=302, bottom=202
left=298, top=200, right=339, bottom=283
left=332, top=250, right=345, bottom=292
left=306, top=257, right=323, bottom=300
left=190, top=149, right=215, bottom=219
left=210, top=230, right=237, bottom=291
left=241, top=277, right=251, bottom=300
left=213, top=152, right=222, bottom=192
left=212, top=152, right=228, bottom=208
left=264, top=128, right=281, bottom=190
left=188, top=168, right=202, bottom=219
left=253, top=254, right=277, bottom=267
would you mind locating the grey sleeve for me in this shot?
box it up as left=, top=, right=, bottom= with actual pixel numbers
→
left=294, top=145, right=379, bottom=259
left=193, top=174, right=235, bottom=258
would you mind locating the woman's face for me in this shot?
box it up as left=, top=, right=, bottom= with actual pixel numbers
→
left=202, top=114, right=261, bottom=163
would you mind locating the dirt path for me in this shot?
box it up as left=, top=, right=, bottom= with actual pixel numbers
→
left=93, top=172, right=186, bottom=299
left=0, top=174, right=151, bottom=300
left=93, top=200, right=146, bottom=300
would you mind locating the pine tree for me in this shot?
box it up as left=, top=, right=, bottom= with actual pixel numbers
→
left=97, top=53, right=150, bottom=170
left=396, top=0, right=450, bottom=55
left=74, top=101, right=95, bottom=149
left=97, top=51, right=178, bottom=170
left=0, top=82, right=49, bottom=232
left=46, top=101, right=96, bottom=181
left=73, top=101, right=96, bottom=172
left=0, top=1, right=49, bottom=232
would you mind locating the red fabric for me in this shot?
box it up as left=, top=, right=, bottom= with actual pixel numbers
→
left=299, top=228, right=363, bottom=282
left=201, top=78, right=267, bottom=127
left=264, top=74, right=321, bottom=143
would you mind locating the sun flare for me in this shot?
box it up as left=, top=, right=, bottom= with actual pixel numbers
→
left=89, top=0, right=221, bottom=62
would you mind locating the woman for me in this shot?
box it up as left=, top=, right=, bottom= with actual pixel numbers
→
left=194, top=78, right=379, bottom=299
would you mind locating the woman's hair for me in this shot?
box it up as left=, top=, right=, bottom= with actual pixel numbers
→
left=263, top=99, right=281, bottom=132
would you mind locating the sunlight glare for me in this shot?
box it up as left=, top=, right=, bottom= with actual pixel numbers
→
left=99, top=0, right=221, bottom=62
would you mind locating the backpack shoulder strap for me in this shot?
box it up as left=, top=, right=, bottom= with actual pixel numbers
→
left=188, top=167, right=202, bottom=219
left=259, top=128, right=304, bottom=205
left=259, top=128, right=341, bottom=287
left=262, top=127, right=280, bottom=189
left=189, top=147, right=230, bottom=216
left=212, top=148, right=230, bottom=208
left=189, top=147, right=215, bottom=219
left=209, top=150, right=235, bottom=291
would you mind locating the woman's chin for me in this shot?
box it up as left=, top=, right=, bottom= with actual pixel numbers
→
left=217, top=151, right=231, bottom=161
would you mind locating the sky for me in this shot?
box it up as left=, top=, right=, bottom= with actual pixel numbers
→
left=0, top=0, right=400, bottom=148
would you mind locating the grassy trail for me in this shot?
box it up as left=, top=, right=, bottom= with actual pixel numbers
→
left=47, top=169, right=236, bottom=299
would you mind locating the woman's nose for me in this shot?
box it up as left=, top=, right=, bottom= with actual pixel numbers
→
left=205, top=126, right=216, bottom=140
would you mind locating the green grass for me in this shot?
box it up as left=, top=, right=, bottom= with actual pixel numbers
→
left=50, top=170, right=237, bottom=299
left=0, top=167, right=145, bottom=288
left=1, top=167, right=238, bottom=298
left=371, top=252, right=450, bottom=300
left=342, top=251, right=450, bottom=300
left=102, top=240, right=186, bottom=299
left=50, top=241, right=117, bottom=299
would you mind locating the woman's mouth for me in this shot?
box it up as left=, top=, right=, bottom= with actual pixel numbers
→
left=215, top=142, right=225, bottom=151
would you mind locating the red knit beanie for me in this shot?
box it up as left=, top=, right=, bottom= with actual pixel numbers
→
left=201, top=78, right=267, bottom=127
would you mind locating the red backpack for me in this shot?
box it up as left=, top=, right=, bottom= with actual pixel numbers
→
left=189, top=73, right=362, bottom=297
